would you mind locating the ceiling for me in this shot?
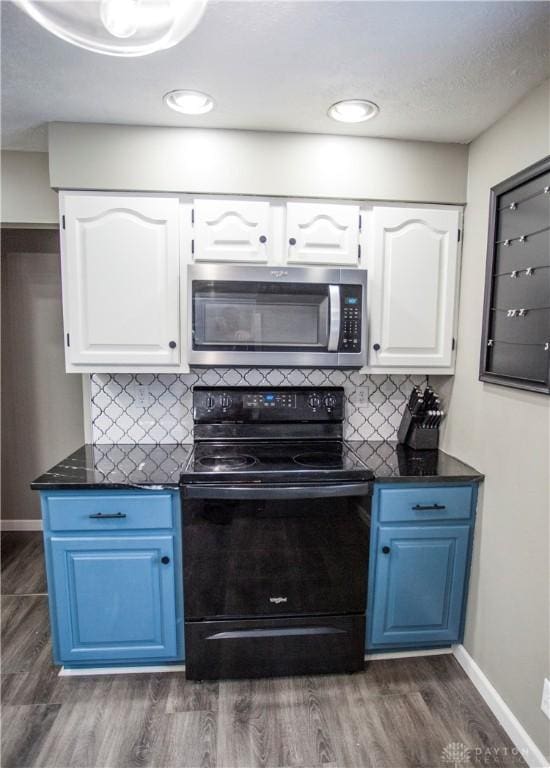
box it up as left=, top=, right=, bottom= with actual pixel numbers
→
left=2, top=0, right=550, bottom=151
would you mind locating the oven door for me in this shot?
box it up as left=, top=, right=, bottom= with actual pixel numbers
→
left=182, top=482, right=371, bottom=622
left=187, top=264, right=349, bottom=366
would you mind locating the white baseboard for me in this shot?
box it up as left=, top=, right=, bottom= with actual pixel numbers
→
left=1, top=519, right=43, bottom=531
left=59, top=663, right=186, bottom=677
left=365, top=647, right=453, bottom=661
left=453, top=645, right=549, bottom=768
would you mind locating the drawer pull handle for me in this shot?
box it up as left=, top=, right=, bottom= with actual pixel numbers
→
left=382, top=546, right=391, bottom=554
left=412, top=504, right=446, bottom=511
left=88, top=512, right=127, bottom=519
left=161, top=556, right=170, bottom=565
left=206, top=626, right=346, bottom=640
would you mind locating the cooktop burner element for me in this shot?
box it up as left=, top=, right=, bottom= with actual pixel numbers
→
left=293, top=452, right=342, bottom=468
left=198, top=455, right=256, bottom=470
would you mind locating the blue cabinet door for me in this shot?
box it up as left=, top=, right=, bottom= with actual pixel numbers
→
left=49, top=534, right=178, bottom=663
left=370, top=525, right=470, bottom=647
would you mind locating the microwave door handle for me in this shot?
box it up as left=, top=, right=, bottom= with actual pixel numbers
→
left=327, top=285, right=341, bottom=352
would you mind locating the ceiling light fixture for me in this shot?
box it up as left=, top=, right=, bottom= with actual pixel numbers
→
left=14, top=0, right=208, bottom=57
left=328, top=99, right=380, bottom=124
left=164, top=89, right=214, bottom=115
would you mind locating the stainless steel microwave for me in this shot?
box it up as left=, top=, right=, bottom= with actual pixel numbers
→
left=187, top=264, right=367, bottom=367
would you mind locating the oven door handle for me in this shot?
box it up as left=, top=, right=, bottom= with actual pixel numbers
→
left=327, top=285, right=341, bottom=352
left=181, top=482, right=372, bottom=500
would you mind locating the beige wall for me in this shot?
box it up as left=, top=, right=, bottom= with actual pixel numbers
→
left=1, top=230, right=84, bottom=520
left=48, top=122, right=468, bottom=204
left=1, top=151, right=59, bottom=225
left=441, top=79, right=550, bottom=758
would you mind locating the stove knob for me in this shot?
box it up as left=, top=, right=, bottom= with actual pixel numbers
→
left=220, top=394, right=232, bottom=409
left=206, top=395, right=215, bottom=410
left=324, top=394, right=337, bottom=412
left=308, top=393, right=321, bottom=409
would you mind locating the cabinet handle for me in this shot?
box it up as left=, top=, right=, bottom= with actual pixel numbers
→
left=89, top=512, right=127, bottom=519
left=169, top=341, right=177, bottom=349
left=412, top=504, right=446, bottom=511
left=382, top=546, right=391, bottom=554
left=373, top=343, right=381, bottom=351
left=259, top=235, right=267, bottom=244
left=161, top=556, right=170, bottom=565
left=289, top=237, right=296, bottom=246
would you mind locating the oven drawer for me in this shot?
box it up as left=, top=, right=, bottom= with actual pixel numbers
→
left=184, top=614, right=365, bottom=680
left=45, top=493, right=174, bottom=532
left=378, top=486, right=473, bottom=524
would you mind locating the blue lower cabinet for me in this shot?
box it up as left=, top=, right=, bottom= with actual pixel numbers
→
left=370, top=525, right=470, bottom=646
left=41, top=490, right=183, bottom=667
left=50, top=535, right=178, bottom=663
left=367, top=483, right=477, bottom=651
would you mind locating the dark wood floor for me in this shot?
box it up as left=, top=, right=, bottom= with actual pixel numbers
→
left=1, top=532, right=524, bottom=768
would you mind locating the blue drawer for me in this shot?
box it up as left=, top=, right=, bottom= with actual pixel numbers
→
left=45, top=492, right=175, bottom=532
left=378, top=485, right=473, bottom=524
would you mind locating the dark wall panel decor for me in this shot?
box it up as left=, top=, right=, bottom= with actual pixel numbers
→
left=480, top=156, right=550, bottom=394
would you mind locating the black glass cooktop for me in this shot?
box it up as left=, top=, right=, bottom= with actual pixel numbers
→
left=181, top=440, right=374, bottom=484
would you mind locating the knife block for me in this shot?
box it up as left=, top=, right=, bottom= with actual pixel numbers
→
left=405, top=424, right=440, bottom=450
left=397, top=406, right=440, bottom=450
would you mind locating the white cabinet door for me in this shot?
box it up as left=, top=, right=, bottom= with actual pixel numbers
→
left=285, top=202, right=360, bottom=265
left=61, top=193, right=181, bottom=368
left=193, top=199, right=270, bottom=262
left=368, top=206, right=460, bottom=368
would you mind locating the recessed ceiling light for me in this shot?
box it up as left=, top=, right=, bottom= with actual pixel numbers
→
left=328, top=99, right=379, bottom=124
left=164, top=89, right=214, bottom=115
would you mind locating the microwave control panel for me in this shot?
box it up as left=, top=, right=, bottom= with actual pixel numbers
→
left=339, top=286, right=362, bottom=353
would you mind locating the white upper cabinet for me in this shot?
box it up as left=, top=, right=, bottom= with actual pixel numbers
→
left=367, top=206, right=460, bottom=369
left=285, top=202, right=360, bottom=266
left=61, top=193, right=182, bottom=371
left=192, top=199, right=271, bottom=263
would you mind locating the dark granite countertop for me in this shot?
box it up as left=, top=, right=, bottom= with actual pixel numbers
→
left=347, top=441, right=483, bottom=484
left=30, top=444, right=193, bottom=490
left=31, top=442, right=482, bottom=490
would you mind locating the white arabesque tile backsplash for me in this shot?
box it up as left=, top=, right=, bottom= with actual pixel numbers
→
left=90, top=369, right=427, bottom=444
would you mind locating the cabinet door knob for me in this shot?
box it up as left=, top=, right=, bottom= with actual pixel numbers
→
left=382, top=546, right=391, bottom=554
left=169, top=341, right=177, bottom=349
left=373, top=343, right=381, bottom=351
left=161, top=556, right=170, bottom=565
left=289, top=237, right=297, bottom=246
left=259, top=235, right=267, bottom=244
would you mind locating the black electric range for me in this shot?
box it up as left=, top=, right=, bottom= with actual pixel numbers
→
left=180, top=386, right=373, bottom=681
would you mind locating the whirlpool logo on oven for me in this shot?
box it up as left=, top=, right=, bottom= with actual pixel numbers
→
left=269, top=596, right=288, bottom=604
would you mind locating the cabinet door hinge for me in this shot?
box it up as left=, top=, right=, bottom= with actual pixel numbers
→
left=191, top=239, right=195, bottom=255
left=457, top=228, right=461, bottom=242
left=358, top=243, right=361, bottom=262
left=66, top=333, right=70, bottom=347
left=452, top=336, right=456, bottom=350
left=359, top=213, right=362, bottom=231
left=191, top=208, right=194, bottom=225
left=62, top=215, right=66, bottom=230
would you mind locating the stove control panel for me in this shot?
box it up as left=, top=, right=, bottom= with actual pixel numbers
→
left=194, top=387, right=345, bottom=422
left=244, top=391, right=297, bottom=409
